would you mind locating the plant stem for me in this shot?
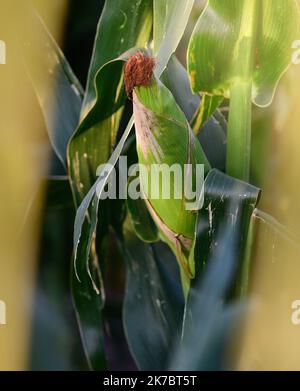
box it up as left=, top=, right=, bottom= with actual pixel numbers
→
left=226, top=0, right=259, bottom=182
left=226, top=80, right=252, bottom=182
left=226, top=0, right=261, bottom=299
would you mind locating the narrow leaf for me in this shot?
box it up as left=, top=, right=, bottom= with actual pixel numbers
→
left=21, top=8, right=83, bottom=169
left=154, top=0, right=195, bottom=77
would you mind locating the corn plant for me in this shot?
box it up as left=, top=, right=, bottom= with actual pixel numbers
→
left=24, top=0, right=300, bottom=370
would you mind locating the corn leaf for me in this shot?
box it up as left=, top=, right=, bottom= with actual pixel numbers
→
left=68, top=57, right=129, bottom=206
left=71, top=229, right=107, bottom=370
left=161, top=55, right=199, bottom=122
left=153, top=0, right=195, bottom=76
left=188, top=0, right=300, bottom=107
left=194, top=169, right=260, bottom=276
left=21, top=8, right=83, bottom=170
left=161, top=55, right=227, bottom=171
left=30, top=179, right=87, bottom=370
left=82, top=0, right=153, bottom=117
left=191, top=95, right=224, bottom=131
left=170, top=169, right=260, bottom=370
left=122, top=217, right=184, bottom=370
left=127, top=184, right=159, bottom=243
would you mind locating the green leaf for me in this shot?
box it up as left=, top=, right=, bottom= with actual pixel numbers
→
left=188, top=0, right=300, bottom=107
left=68, top=56, right=129, bottom=206
left=122, top=217, right=184, bottom=370
left=191, top=95, right=224, bottom=131
left=69, top=60, right=130, bottom=368
left=69, top=0, right=153, bottom=204
left=21, top=8, right=83, bottom=169
left=72, top=114, right=135, bottom=277
left=127, top=179, right=159, bottom=243
left=71, top=108, right=135, bottom=371
left=153, top=0, right=195, bottom=76
left=82, top=0, right=153, bottom=117
left=161, top=55, right=227, bottom=171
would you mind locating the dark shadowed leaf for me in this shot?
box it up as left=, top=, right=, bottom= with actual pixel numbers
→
left=46, top=176, right=73, bottom=210
left=71, top=234, right=107, bottom=371
left=170, top=169, right=260, bottom=370
left=29, top=177, right=87, bottom=370
left=21, top=7, right=83, bottom=170
left=194, top=169, right=260, bottom=278
left=122, top=217, right=184, bottom=370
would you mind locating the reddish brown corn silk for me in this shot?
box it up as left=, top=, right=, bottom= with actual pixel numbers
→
left=124, top=52, right=155, bottom=97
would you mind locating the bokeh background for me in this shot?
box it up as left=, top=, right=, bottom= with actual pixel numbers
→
left=1, top=0, right=300, bottom=370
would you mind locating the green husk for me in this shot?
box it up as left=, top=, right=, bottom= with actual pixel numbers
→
left=132, top=77, right=210, bottom=294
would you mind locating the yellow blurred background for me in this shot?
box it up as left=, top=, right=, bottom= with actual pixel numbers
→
left=0, top=0, right=68, bottom=370
left=236, top=0, right=300, bottom=369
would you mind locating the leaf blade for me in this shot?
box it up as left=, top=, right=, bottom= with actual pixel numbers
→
left=21, top=8, right=83, bottom=169
left=188, top=0, right=300, bottom=107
